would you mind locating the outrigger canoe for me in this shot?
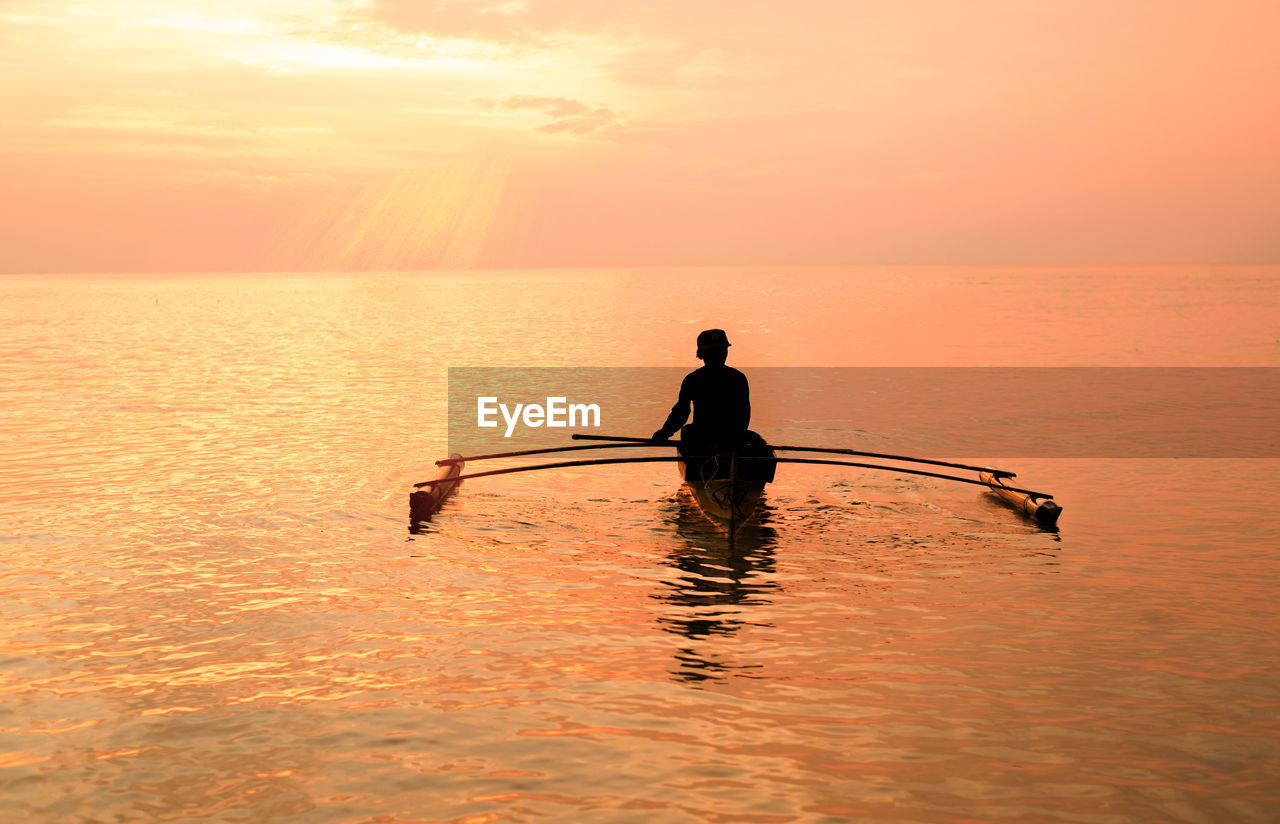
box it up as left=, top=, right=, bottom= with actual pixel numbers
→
left=411, top=436, right=1062, bottom=534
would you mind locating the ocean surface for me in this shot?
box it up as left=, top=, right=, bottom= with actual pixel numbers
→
left=2, top=266, right=1278, bottom=823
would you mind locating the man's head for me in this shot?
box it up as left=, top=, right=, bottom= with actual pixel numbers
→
left=696, top=329, right=730, bottom=365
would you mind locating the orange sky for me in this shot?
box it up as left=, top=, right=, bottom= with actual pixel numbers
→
left=2, top=0, right=1277, bottom=272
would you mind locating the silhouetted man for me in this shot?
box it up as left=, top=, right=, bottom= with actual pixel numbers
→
left=652, top=329, right=751, bottom=449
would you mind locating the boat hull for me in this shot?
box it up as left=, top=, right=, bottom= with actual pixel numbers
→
left=685, top=477, right=767, bottom=523
left=980, top=470, right=1062, bottom=525
left=677, top=437, right=776, bottom=527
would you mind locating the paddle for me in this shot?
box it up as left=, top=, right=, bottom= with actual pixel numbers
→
left=571, top=434, right=1016, bottom=478
left=436, top=442, right=667, bottom=466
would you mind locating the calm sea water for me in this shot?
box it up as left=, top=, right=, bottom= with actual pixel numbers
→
left=2, top=267, right=1278, bottom=823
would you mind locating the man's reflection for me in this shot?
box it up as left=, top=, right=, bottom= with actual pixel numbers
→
left=655, top=489, right=780, bottom=682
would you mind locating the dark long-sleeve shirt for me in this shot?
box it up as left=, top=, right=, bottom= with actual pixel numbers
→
left=656, top=365, right=750, bottom=439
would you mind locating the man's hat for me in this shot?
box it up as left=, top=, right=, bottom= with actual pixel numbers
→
left=696, top=329, right=731, bottom=357
left=696, top=329, right=731, bottom=349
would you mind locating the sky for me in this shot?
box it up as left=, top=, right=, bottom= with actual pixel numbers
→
left=1, top=0, right=1277, bottom=272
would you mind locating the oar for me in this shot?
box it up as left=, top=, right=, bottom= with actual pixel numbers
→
left=746, top=457, right=1054, bottom=499
left=415, top=456, right=695, bottom=488
left=436, top=442, right=667, bottom=466
left=571, top=434, right=1016, bottom=478
left=572, top=434, right=675, bottom=445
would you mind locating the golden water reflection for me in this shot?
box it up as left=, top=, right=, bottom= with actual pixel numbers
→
left=2, top=271, right=1278, bottom=822
left=655, top=489, right=781, bottom=682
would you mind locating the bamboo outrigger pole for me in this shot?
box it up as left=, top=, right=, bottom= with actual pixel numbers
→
left=570, top=434, right=1018, bottom=479
left=415, top=456, right=692, bottom=488
left=757, top=458, right=1054, bottom=499
left=415, top=453, right=1054, bottom=500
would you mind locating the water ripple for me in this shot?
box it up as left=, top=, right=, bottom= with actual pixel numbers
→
left=3, top=272, right=1278, bottom=822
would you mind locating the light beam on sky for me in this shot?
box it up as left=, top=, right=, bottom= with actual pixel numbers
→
left=1, top=0, right=1278, bottom=272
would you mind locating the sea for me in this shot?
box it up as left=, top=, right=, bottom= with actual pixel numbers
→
left=1, top=266, right=1278, bottom=823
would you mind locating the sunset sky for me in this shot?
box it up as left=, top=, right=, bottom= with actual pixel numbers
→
left=2, top=0, right=1277, bottom=272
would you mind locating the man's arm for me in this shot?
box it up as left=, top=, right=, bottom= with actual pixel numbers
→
left=652, top=375, right=693, bottom=440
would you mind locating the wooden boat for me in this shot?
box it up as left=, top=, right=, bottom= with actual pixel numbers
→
left=412, top=436, right=1062, bottom=535
left=677, top=440, right=776, bottom=528
left=980, top=470, right=1062, bottom=525
left=409, top=453, right=464, bottom=524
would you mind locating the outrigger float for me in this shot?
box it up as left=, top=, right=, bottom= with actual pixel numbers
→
left=410, top=434, right=1062, bottom=533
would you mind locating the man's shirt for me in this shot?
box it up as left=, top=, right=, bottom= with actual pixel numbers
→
left=658, top=364, right=751, bottom=437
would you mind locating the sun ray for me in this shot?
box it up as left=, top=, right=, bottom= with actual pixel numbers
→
left=272, top=147, right=512, bottom=271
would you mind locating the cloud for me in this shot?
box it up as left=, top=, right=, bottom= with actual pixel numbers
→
left=494, top=95, right=590, bottom=118
left=357, top=0, right=762, bottom=88
left=479, top=94, right=618, bottom=135
left=361, top=0, right=621, bottom=44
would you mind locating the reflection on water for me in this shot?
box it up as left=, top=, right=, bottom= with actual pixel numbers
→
left=656, top=489, right=780, bottom=682
left=2, top=270, right=1279, bottom=823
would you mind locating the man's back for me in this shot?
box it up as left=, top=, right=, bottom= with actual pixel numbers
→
left=679, top=364, right=750, bottom=434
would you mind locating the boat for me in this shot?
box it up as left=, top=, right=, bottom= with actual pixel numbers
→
left=409, top=453, right=464, bottom=525
left=676, top=440, right=777, bottom=528
left=979, top=470, right=1062, bottom=525
left=411, top=436, right=1061, bottom=534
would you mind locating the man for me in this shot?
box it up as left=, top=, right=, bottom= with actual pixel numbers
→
left=651, top=329, right=751, bottom=448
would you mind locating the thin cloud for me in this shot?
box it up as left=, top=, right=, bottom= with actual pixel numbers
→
left=495, top=95, right=590, bottom=118
left=480, top=95, right=618, bottom=135
left=361, top=0, right=622, bottom=44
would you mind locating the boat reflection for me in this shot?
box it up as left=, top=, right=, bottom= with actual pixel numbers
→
left=655, top=486, right=781, bottom=683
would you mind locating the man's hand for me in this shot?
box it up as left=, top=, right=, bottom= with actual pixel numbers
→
left=650, top=430, right=671, bottom=442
